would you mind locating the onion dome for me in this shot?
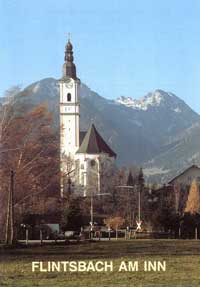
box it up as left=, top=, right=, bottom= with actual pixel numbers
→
left=62, top=36, right=77, bottom=79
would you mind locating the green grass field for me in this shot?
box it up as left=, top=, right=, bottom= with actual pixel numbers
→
left=1, top=240, right=200, bottom=287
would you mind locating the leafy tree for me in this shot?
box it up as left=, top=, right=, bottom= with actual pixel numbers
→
left=104, top=216, right=125, bottom=239
left=179, top=180, right=200, bottom=238
left=147, top=185, right=178, bottom=233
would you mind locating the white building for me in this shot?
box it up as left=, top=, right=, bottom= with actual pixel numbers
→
left=59, top=38, right=116, bottom=197
left=168, top=165, right=200, bottom=213
left=168, top=165, right=200, bottom=187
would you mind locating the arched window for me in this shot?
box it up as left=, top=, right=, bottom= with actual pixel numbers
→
left=90, top=159, right=96, bottom=167
left=67, top=93, right=71, bottom=101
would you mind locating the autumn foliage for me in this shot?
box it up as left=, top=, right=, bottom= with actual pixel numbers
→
left=0, top=97, right=60, bottom=238
left=104, top=216, right=125, bottom=239
left=185, top=179, right=200, bottom=215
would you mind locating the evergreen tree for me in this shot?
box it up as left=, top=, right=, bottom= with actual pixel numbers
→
left=137, top=167, right=145, bottom=192
left=185, top=179, right=200, bottom=215
left=61, top=198, right=84, bottom=231
left=127, top=171, right=134, bottom=186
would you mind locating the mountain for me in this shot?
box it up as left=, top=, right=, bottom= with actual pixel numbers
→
left=115, top=90, right=199, bottom=144
left=144, top=121, right=200, bottom=183
left=2, top=78, right=200, bottom=183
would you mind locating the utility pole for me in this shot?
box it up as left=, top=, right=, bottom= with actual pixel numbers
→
left=138, top=187, right=141, bottom=223
left=5, top=170, right=15, bottom=245
left=90, top=191, right=110, bottom=239
left=116, top=183, right=143, bottom=232
left=90, top=191, right=94, bottom=239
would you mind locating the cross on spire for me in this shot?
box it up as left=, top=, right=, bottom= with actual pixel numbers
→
left=67, top=32, right=71, bottom=41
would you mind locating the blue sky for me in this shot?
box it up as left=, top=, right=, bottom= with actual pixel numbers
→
left=1, top=0, right=200, bottom=112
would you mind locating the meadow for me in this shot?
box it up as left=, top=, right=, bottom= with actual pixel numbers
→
left=1, top=240, right=200, bottom=287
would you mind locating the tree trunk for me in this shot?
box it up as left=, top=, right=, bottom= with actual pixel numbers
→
left=116, top=228, right=118, bottom=240
left=40, top=229, right=43, bottom=245
left=10, top=171, right=14, bottom=244
left=195, top=227, right=198, bottom=240
left=5, top=186, right=11, bottom=244
left=5, top=170, right=15, bottom=245
left=26, top=229, right=29, bottom=245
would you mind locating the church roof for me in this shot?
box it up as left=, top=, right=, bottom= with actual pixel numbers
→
left=79, top=131, right=87, bottom=145
left=77, top=124, right=116, bottom=157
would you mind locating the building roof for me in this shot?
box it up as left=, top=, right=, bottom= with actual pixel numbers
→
left=79, top=131, right=87, bottom=145
left=168, top=165, right=200, bottom=184
left=77, top=124, right=116, bottom=157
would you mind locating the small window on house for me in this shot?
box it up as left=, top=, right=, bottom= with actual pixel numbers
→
left=81, top=164, right=84, bottom=169
left=67, top=93, right=71, bottom=101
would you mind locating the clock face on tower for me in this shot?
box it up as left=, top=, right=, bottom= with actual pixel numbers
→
left=65, top=79, right=73, bottom=89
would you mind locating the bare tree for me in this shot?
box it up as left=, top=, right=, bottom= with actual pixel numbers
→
left=0, top=94, right=60, bottom=241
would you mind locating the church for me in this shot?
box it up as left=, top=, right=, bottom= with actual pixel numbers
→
left=59, top=37, right=117, bottom=197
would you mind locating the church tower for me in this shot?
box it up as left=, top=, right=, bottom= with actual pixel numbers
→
left=59, top=37, right=80, bottom=196
left=59, top=36, right=116, bottom=198
left=60, top=37, right=80, bottom=157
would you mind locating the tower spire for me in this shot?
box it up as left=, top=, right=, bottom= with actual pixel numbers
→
left=62, top=34, right=77, bottom=79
